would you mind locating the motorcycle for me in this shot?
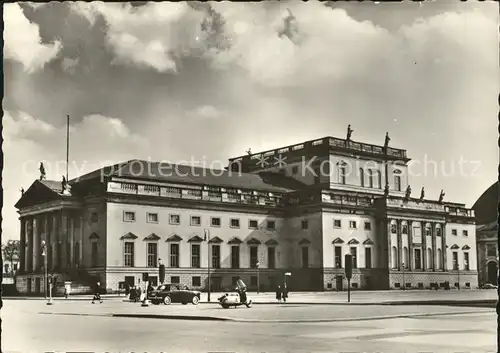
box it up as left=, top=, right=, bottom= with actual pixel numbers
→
left=218, top=292, right=252, bottom=309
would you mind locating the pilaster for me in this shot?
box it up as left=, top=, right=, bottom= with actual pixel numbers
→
left=431, top=223, right=437, bottom=271
left=386, top=218, right=392, bottom=269
left=33, top=216, right=39, bottom=270
left=408, top=220, right=413, bottom=271
left=27, top=218, right=33, bottom=272
left=396, top=219, right=402, bottom=270
left=19, top=217, right=26, bottom=273
left=79, top=216, right=84, bottom=266
left=61, top=211, right=68, bottom=269
left=442, top=225, right=448, bottom=271
left=422, top=222, right=427, bottom=271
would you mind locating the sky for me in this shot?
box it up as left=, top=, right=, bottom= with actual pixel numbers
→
left=3, top=1, right=498, bottom=240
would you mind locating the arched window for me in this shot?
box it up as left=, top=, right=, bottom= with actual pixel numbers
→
left=427, top=248, right=433, bottom=269
left=394, top=175, right=402, bottom=191
left=338, top=163, right=346, bottom=184
left=359, top=168, right=365, bottom=187
left=368, top=170, right=374, bottom=188
left=391, top=246, right=398, bottom=269
left=403, top=247, right=408, bottom=268
left=437, top=249, right=442, bottom=269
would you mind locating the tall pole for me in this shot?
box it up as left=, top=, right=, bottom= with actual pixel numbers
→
left=402, top=262, right=405, bottom=290
left=205, top=229, right=211, bottom=302
left=42, top=241, right=47, bottom=298
left=66, top=115, right=70, bottom=181
left=256, top=262, right=260, bottom=294
left=457, top=259, right=460, bottom=291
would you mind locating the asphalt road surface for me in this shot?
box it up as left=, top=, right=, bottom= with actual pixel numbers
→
left=3, top=300, right=496, bottom=353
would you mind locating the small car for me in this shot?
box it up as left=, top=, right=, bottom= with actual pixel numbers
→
left=149, top=284, right=201, bottom=305
left=481, top=283, right=498, bottom=289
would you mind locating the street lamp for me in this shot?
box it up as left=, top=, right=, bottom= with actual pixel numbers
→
left=204, top=229, right=211, bottom=302
left=41, top=240, right=47, bottom=298
left=455, top=259, right=460, bottom=291
left=402, top=262, right=405, bottom=291
left=256, top=261, right=260, bottom=294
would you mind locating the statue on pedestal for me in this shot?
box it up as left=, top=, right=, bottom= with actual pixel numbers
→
left=20, top=187, right=24, bottom=196
left=383, top=183, right=390, bottom=198
left=345, top=125, right=353, bottom=146
left=419, top=187, right=425, bottom=201
left=62, top=175, right=71, bottom=195
left=438, top=189, right=445, bottom=203
left=384, top=132, right=391, bottom=151
left=404, top=185, right=411, bottom=200
left=246, top=148, right=252, bottom=155
left=39, top=162, right=46, bottom=181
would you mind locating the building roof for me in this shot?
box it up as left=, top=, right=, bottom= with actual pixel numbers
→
left=472, top=181, right=498, bottom=225
left=72, top=159, right=303, bottom=193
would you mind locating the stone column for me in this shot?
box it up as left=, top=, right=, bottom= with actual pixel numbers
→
left=386, top=218, right=392, bottom=269
left=79, top=216, right=84, bottom=266
left=407, top=221, right=413, bottom=271
left=61, top=211, right=69, bottom=269
left=33, top=217, right=39, bottom=271
left=19, top=217, right=26, bottom=273
left=51, top=215, right=57, bottom=270
left=27, top=218, right=34, bottom=272
left=396, top=219, right=402, bottom=270
left=442, top=225, right=448, bottom=271
left=420, top=221, right=427, bottom=271
left=431, top=223, right=437, bottom=271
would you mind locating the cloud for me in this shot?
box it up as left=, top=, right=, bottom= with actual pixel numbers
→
left=187, top=105, right=222, bottom=120
left=61, top=57, right=80, bottom=74
left=3, top=3, right=62, bottom=73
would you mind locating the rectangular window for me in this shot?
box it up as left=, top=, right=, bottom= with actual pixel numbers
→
left=191, top=244, right=201, bottom=268
left=301, top=220, right=309, bottom=230
left=211, top=245, right=221, bottom=269
left=169, top=214, right=180, bottom=225
left=250, top=247, right=258, bottom=268
left=414, top=249, right=422, bottom=270
left=147, top=243, right=158, bottom=267
left=231, top=246, right=240, bottom=269
left=267, top=247, right=276, bottom=269
left=364, top=222, right=371, bottom=231
left=170, top=244, right=180, bottom=268
left=464, top=252, right=470, bottom=270
left=91, top=242, right=98, bottom=267
left=394, top=176, right=401, bottom=192
left=301, top=247, right=309, bottom=269
left=190, top=216, right=201, bottom=226
left=123, top=211, right=136, bottom=222
left=146, top=213, right=158, bottom=223
left=463, top=230, right=468, bottom=236
left=334, top=246, right=342, bottom=268
left=124, top=242, right=134, bottom=267
left=171, top=276, right=180, bottom=284
left=349, top=221, right=357, bottom=229
left=350, top=247, right=357, bottom=268
left=425, top=227, right=431, bottom=236
left=249, top=220, right=258, bottom=229
left=339, top=167, right=346, bottom=184
left=334, top=219, right=342, bottom=228
left=402, top=225, right=408, bottom=235
left=487, top=245, right=497, bottom=257
left=452, top=229, right=457, bottom=236
left=391, top=224, right=397, bottom=233
left=192, top=276, right=201, bottom=287
left=365, top=247, right=372, bottom=269
left=436, top=227, right=442, bottom=236
left=452, top=251, right=458, bottom=270
left=230, top=218, right=240, bottom=228
left=211, top=217, right=221, bottom=227
left=267, top=220, right=276, bottom=230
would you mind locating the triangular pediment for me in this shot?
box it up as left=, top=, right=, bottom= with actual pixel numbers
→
left=363, top=239, right=374, bottom=245
left=208, top=236, right=223, bottom=244
left=188, top=235, right=204, bottom=243
left=462, top=245, right=471, bottom=250
left=348, top=238, right=360, bottom=245
left=120, top=232, right=138, bottom=240
left=332, top=237, right=344, bottom=244
left=228, top=237, right=243, bottom=245
left=450, top=244, right=459, bottom=250
left=299, top=238, right=311, bottom=246
left=89, top=232, right=100, bottom=240
left=144, top=233, right=161, bottom=241
left=15, top=179, right=64, bottom=209
left=246, top=237, right=262, bottom=245
left=166, top=234, right=183, bottom=242
left=265, top=239, right=278, bottom=246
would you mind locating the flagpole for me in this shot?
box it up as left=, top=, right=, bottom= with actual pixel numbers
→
left=66, top=115, right=70, bottom=181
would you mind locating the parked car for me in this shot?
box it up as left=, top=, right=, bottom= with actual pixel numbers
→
left=149, top=284, right=201, bottom=305
left=481, top=283, right=498, bottom=289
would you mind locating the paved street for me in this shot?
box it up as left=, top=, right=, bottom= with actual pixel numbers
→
left=2, top=299, right=495, bottom=353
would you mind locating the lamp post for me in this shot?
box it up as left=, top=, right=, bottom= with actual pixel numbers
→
left=204, top=229, right=211, bottom=302
left=41, top=240, right=47, bottom=299
left=455, top=259, right=460, bottom=290
left=256, top=261, right=260, bottom=294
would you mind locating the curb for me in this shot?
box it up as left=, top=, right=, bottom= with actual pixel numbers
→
left=38, top=309, right=491, bottom=323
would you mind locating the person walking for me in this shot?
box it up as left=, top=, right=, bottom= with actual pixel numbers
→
left=276, top=285, right=282, bottom=303
left=92, top=281, right=103, bottom=304
left=282, top=283, right=288, bottom=303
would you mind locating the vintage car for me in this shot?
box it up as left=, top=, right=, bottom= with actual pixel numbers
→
left=149, top=284, right=201, bottom=305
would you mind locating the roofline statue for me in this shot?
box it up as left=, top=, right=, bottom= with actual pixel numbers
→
left=404, top=185, right=411, bottom=201
left=438, top=189, right=445, bottom=203
left=383, top=183, right=390, bottom=198
left=419, top=187, right=425, bottom=202
left=345, top=125, right=353, bottom=146
left=384, top=132, right=391, bottom=152
left=39, top=162, right=46, bottom=181
left=20, top=187, right=24, bottom=196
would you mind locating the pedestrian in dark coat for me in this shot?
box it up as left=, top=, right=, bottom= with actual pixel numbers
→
left=276, top=285, right=282, bottom=302
left=92, top=281, right=103, bottom=304
left=282, top=284, right=288, bottom=303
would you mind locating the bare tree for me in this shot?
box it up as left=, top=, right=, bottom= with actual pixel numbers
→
left=2, top=240, right=20, bottom=279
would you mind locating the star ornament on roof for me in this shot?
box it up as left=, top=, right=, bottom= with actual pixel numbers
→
left=256, top=155, right=270, bottom=168
left=274, top=154, right=287, bottom=168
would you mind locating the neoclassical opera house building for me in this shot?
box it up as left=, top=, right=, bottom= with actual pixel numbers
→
left=15, top=133, right=478, bottom=294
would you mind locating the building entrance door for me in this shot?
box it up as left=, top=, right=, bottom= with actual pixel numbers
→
left=336, top=275, right=343, bottom=291
left=487, top=261, right=498, bottom=285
